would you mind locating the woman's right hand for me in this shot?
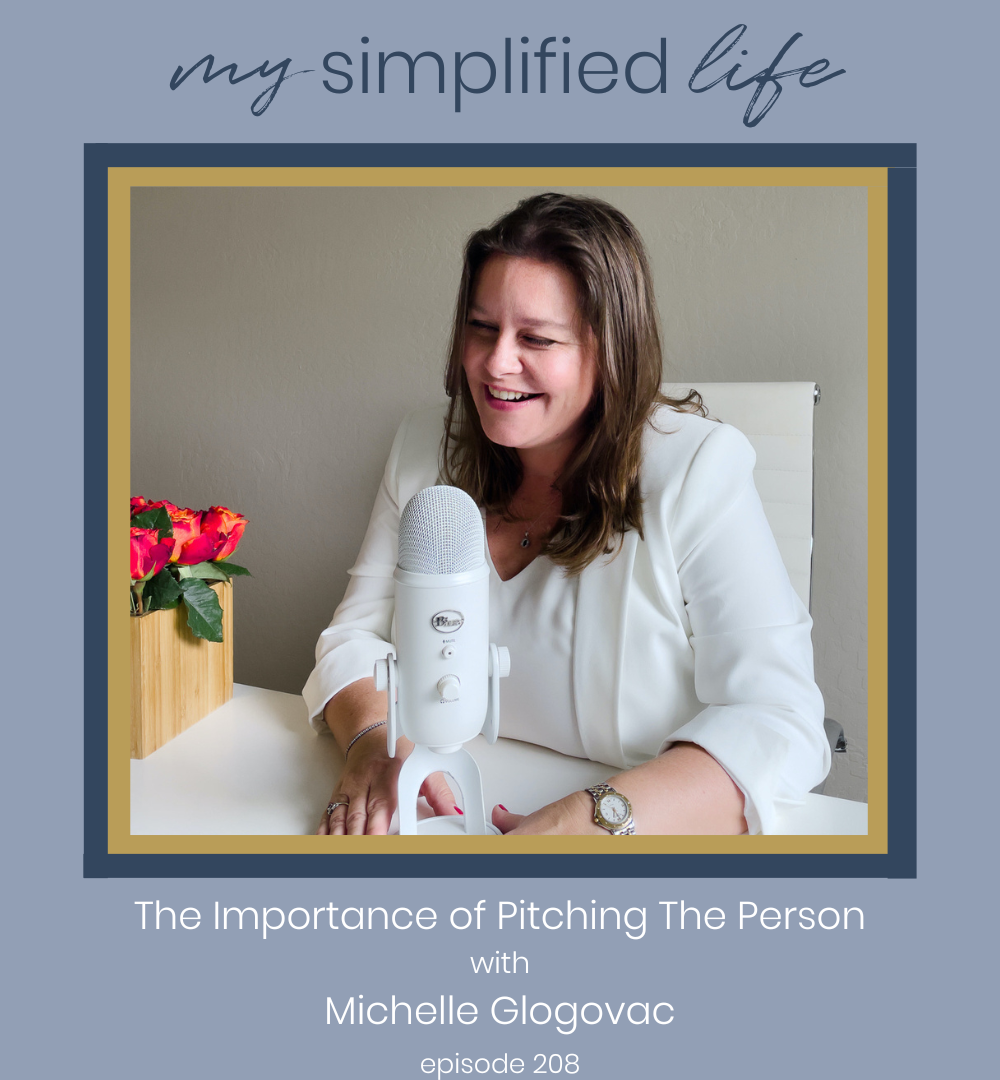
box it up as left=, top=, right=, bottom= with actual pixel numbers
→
left=316, top=678, right=459, bottom=835
left=316, top=728, right=459, bottom=835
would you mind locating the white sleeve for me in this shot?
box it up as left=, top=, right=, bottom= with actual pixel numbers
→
left=300, top=416, right=411, bottom=732
left=658, top=424, right=830, bottom=834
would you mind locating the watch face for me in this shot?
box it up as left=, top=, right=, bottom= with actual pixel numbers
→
left=599, top=793, right=629, bottom=825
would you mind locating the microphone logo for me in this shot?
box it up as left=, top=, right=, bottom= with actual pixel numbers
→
left=430, top=610, right=465, bottom=632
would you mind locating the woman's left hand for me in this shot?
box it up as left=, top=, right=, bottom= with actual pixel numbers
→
left=491, top=791, right=602, bottom=835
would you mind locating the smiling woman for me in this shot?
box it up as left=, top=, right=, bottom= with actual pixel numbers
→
left=460, top=255, right=599, bottom=580
left=302, top=192, right=829, bottom=837
left=440, top=194, right=700, bottom=577
left=462, top=256, right=598, bottom=460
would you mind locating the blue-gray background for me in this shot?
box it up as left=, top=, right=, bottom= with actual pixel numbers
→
left=6, top=2, right=994, bottom=1076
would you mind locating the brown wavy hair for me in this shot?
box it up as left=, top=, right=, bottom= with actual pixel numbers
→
left=441, top=192, right=703, bottom=574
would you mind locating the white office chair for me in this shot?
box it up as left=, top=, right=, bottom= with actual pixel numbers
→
left=662, top=382, right=847, bottom=792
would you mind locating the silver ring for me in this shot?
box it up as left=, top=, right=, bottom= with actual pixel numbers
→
left=326, top=800, right=349, bottom=817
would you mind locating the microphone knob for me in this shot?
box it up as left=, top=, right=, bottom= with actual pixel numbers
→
left=436, top=674, right=461, bottom=702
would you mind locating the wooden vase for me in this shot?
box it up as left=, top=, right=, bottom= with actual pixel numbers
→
left=130, top=580, right=234, bottom=758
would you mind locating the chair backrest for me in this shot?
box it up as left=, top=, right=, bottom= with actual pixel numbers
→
left=662, top=382, right=817, bottom=609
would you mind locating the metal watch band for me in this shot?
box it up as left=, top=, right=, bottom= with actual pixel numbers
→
left=586, top=783, right=636, bottom=835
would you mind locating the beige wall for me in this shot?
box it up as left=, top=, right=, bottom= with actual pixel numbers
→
left=131, top=185, right=868, bottom=802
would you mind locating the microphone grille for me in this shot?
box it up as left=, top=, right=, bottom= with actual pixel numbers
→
left=398, top=485, right=485, bottom=574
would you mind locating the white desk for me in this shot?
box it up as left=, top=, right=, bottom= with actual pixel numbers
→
left=130, top=684, right=868, bottom=836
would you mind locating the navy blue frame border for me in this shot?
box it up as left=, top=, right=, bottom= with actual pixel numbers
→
left=85, top=143, right=916, bottom=879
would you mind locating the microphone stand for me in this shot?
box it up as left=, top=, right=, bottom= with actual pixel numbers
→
left=375, top=643, right=510, bottom=835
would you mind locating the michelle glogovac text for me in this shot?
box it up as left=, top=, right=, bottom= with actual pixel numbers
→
left=327, top=994, right=674, bottom=1036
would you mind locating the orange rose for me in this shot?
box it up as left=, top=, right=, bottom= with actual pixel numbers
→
left=201, top=505, right=248, bottom=561
left=174, top=528, right=225, bottom=565
left=130, top=527, right=173, bottom=581
left=147, top=499, right=179, bottom=515
left=144, top=500, right=208, bottom=563
left=165, top=506, right=203, bottom=563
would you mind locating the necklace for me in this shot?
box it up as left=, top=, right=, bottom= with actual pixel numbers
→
left=504, top=503, right=557, bottom=549
left=492, top=485, right=561, bottom=551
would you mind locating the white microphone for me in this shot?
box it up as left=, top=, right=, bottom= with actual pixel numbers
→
left=374, top=485, right=509, bottom=835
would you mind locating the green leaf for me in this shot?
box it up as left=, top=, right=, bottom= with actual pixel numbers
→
left=181, top=560, right=230, bottom=581
left=213, top=561, right=250, bottom=577
left=145, top=568, right=183, bottom=611
left=131, top=507, right=174, bottom=538
left=178, top=579, right=224, bottom=642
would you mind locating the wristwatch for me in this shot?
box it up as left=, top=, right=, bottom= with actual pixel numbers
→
left=586, top=783, right=636, bottom=835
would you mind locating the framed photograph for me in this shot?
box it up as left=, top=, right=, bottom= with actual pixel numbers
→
left=86, top=144, right=913, bottom=877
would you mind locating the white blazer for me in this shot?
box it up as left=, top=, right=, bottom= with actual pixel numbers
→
left=303, top=404, right=829, bottom=833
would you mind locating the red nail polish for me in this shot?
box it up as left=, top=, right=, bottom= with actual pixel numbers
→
left=499, top=804, right=508, bottom=812
left=454, top=805, right=464, bottom=815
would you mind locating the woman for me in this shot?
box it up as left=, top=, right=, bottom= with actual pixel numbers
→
left=303, top=193, right=828, bottom=836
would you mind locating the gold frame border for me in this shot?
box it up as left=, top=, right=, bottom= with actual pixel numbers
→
left=108, top=166, right=889, bottom=857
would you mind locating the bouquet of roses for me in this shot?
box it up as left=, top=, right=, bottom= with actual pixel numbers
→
left=130, top=498, right=249, bottom=642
